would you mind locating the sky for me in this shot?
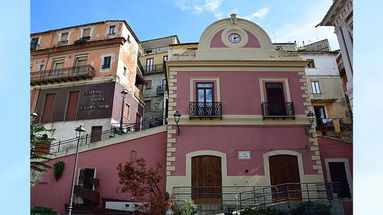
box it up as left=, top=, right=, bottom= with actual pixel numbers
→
left=31, top=0, right=339, bottom=50
left=2, top=0, right=383, bottom=214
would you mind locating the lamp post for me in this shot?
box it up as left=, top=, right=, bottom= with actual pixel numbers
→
left=120, top=90, right=128, bottom=135
left=305, top=111, right=315, bottom=134
left=68, top=125, right=86, bottom=215
left=173, top=111, right=181, bottom=136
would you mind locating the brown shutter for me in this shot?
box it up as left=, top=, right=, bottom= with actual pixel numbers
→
left=41, top=94, right=56, bottom=122
left=65, top=91, right=80, bottom=121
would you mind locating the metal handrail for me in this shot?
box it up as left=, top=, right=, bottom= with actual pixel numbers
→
left=189, top=102, right=222, bottom=117
left=235, top=182, right=348, bottom=211
left=261, top=102, right=295, bottom=119
left=31, top=64, right=96, bottom=82
left=49, top=118, right=164, bottom=153
left=143, top=64, right=165, bottom=73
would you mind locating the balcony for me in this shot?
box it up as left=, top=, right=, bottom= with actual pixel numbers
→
left=143, top=64, right=165, bottom=74
left=261, top=102, right=295, bottom=119
left=74, top=36, right=91, bottom=45
left=189, top=102, right=222, bottom=118
left=156, top=85, right=165, bottom=94
left=30, top=65, right=96, bottom=86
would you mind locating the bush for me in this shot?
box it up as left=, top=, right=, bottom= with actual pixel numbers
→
left=289, top=201, right=330, bottom=215
left=173, top=199, right=197, bottom=215
left=31, top=206, right=57, bottom=215
left=240, top=205, right=286, bottom=215
left=53, top=161, right=65, bottom=181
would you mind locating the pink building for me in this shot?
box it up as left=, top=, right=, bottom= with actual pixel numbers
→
left=30, top=20, right=145, bottom=147
left=31, top=16, right=352, bottom=214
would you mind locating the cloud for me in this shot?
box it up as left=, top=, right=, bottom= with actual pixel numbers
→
left=272, top=1, right=339, bottom=50
left=243, top=8, right=269, bottom=20
left=175, top=0, right=223, bottom=19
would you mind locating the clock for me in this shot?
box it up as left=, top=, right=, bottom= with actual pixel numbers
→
left=228, top=33, right=241, bottom=44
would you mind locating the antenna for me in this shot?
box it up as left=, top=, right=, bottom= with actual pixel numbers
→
left=272, top=31, right=277, bottom=43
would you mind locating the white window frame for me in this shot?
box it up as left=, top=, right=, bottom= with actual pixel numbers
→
left=307, top=59, right=316, bottom=68
left=30, top=37, right=40, bottom=50
left=102, top=56, right=112, bottom=69
left=108, top=25, right=116, bottom=35
left=80, top=26, right=94, bottom=39
left=311, top=81, right=321, bottom=94
left=324, top=158, right=353, bottom=198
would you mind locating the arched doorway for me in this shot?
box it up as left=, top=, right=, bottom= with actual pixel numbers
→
left=191, top=155, right=222, bottom=204
left=269, top=155, right=302, bottom=202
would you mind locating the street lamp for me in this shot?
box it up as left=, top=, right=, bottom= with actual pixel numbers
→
left=305, top=111, right=315, bottom=134
left=31, top=112, right=38, bottom=123
left=68, top=125, right=86, bottom=215
left=120, top=89, right=128, bottom=135
left=173, top=111, right=181, bottom=136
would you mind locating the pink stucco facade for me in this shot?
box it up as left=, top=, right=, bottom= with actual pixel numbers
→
left=173, top=125, right=316, bottom=176
left=175, top=71, right=307, bottom=115
left=31, top=131, right=167, bottom=213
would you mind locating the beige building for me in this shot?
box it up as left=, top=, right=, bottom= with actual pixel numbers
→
left=296, top=50, right=352, bottom=141
left=317, top=0, right=353, bottom=110
left=138, top=35, right=180, bottom=125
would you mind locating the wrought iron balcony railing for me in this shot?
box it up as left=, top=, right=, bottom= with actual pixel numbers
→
left=189, top=102, right=222, bottom=118
left=144, top=64, right=165, bottom=74
left=261, top=102, right=295, bottom=119
left=30, top=65, right=96, bottom=85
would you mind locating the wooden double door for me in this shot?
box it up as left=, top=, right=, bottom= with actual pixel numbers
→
left=269, top=155, right=302, bottom=202
left=191, top=155, right=222, bottom=204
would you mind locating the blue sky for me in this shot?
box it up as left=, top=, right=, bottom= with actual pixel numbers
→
left=2, top=0, right=383, bottom=214
left=31, top=0, right=339, bottom=49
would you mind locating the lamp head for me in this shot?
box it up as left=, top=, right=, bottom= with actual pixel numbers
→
left=173, top=111, right=181, bottom=124
left=75, top=125, right=86, bottom=133
left=121, top=89, right=128, bottom=95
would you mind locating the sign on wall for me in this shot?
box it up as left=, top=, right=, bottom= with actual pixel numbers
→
left=238, top=151, right=251, bottom=160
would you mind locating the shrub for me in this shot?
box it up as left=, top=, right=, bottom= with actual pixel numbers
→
left=31, top=206, right=57, bottom=215
left=53, top=161, right=65, bottom=181
left=173, top=199, right=197, bottom=215
left=289, top=201, right=330, bottom=215
left=240, top=205, right=286, bottom=215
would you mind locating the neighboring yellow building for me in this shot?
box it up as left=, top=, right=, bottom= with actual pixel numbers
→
left=297, top=50, right=352, bottom=141
left=138, top=35, right=180, bottom=124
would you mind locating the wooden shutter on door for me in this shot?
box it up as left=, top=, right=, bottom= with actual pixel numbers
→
left=192, top=156, right=222, bottom=204
left=65, top=91, right=80, bottom=121
left=41, top=94, right=56, bottom=122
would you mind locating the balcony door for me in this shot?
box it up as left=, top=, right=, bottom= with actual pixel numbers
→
left=196, top=83, right=214, bottom=116
left=51, top=59, right=64, bottom=77
left=314, top=105, right=327, bottom=126
left=266, top=83, right=285, bottom=116
left=74, top=55, right=88, bottom=75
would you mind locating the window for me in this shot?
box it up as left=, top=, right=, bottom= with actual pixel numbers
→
left=108, top=25, right=116, bottom=35
left=123, top=67, right=127, bottom=76
left=146, top=58, right=154, bottom=72
left=307, top=59, right=316, bottom=68
left=41, top=93, right=56, bottom=122
left=60, top=32, right=69, bottom=41
left=145, top=100, right=151, bottom=111
left=276, top=46, right=283, bottom=51
left=146, top=80, right=152, bottom=89
left=74, top=55, right=88, bottom=73
left=82, top=28, right=91, bottom=38
left=162, top=79, right=167, bottom=90
left=102, top=56, right=111, bottom=69
left=311, top=81, right=321, bottom=94
left=51, top=59, right=64, bottom=76
left=196, top=83, right=214, bottom=103
left=65, top=91, right=80, bottom=121
left=30, top=37, right=39, bottom=50
left=39, top=64, right=45, bottom=71
left=265, top=83, right=285, bottom=116
left=163, top=55, right=168, bottom=62
left=124, top=103, right=130, bottom=119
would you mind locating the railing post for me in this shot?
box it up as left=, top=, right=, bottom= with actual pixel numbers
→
left=263, top=187, right=266, bottom=205
left=253, top=186, right=256, bottom=206
left=85, top=134, right=88, bottom=145
left=306, top=183, right=310, bottom=201
left=58, top=141, right=61, bottom=152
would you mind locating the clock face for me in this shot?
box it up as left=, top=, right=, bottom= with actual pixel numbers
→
left=228, top=33, right=241, bottom=44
